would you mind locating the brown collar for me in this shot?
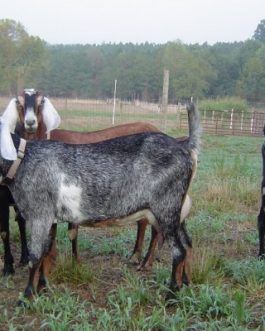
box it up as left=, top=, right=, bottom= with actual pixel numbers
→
left=2, top=139, right=27, bottom=184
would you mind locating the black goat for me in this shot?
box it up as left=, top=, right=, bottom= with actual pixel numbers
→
left=0, top=89, right=60, bottom=275
left=0, top=103, right=200, bottom=302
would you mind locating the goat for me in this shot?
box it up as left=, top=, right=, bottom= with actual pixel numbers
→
left=50, top=123, right=163, bottom=269
left=257, top=140, right=265, bottom=258
left=50, top=128, right=192, bottom=272
left=0, top=89, right=60, bottom=275
left=1, top=96, right=186, bottom=275
left=0, top=103, right=200, bottom=302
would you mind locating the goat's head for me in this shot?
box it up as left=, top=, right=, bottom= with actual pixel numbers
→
left=1, top=89, right=61, bottom=135
left=16, top=89, right=43, bottom=133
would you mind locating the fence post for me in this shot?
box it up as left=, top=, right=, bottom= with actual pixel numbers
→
left=229, top=109, right=234, bottom=130
left=161, top=69, right=169, bottom=131
left=112, top=79, right=117, bottom=125
left=220, top=112, right=224, bottom=129
left=250, top=110, right=254, bottom=134
left=240, top=111, right=244, bottom=132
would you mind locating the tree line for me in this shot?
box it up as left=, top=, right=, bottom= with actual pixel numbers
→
left=0, top=18, right=265, bottom=103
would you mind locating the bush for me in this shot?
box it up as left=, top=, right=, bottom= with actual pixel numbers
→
left=199, top=97, right=248, bottom=112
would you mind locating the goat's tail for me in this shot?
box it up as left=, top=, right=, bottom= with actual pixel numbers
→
left=187, top=101, right=201, bottom=152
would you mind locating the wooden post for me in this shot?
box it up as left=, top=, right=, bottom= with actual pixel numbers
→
left=161, top=69, right=169, bottom=130
left=230, top=109, right=234, bottom=130
left=240, top=111, right=244, bottom=131
left=112, top=79, right=117, bottom=125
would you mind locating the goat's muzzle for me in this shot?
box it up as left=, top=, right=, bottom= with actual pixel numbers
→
left=25, top=120, right=38, bottom=133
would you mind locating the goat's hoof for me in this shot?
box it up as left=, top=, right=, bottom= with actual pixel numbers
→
left=258, top=254, right=265, bottom=260
left=182, top=273, right=190, bottom=286
left=165, top=289, right=178, bottom=304
left=19, top=257, right=29, bottom=266
left=2, top=265, right=15, bottom=276
left=137, top=262, right=152, bottom=271
left=37, top=278, right=47, bottom=293
left=17, top=298, right=28, bottom=307
left=129, top=254, right=141, bottom=265
left=165, top=282, right=180, bottom=303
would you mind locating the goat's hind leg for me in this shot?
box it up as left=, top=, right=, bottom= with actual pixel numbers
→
left=179, top=221, right=192, bottom=286
left=68, top=223, right=80, bottom=262
left=15, top=207, right=29, bottom=266
left=166, top=232, right=186, bottom=301
left=130, top=219, right=148, bottom=265
left=137, top=225, right=159, bottom=271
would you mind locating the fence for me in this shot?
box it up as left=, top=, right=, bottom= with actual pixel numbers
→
left=1, top=96, right=265, bottom=137
left=178, top=108, right=265, bottom=137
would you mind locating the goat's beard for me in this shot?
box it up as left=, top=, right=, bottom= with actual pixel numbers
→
left=25, top=126, right=37, bottom=134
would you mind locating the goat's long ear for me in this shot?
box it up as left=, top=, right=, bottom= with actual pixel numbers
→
left=0, top=119, right=17, bottom=160
left=1, top=98, right=19, bottom=133
left=42, top=97, right=61, bottom=132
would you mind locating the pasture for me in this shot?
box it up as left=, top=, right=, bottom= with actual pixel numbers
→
left=0, top=103, right=265, bottom=330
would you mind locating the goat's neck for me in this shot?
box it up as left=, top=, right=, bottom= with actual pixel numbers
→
left=0, top=134, right=21, bottom=178
left=17, top=122, right=47, bottom=140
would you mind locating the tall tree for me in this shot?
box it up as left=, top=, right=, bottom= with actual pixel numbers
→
left=237, top=44, right=265, bottom=101
left=0, top=19, right=46, bottom=94
left=253, top=19, right=265, bottom=42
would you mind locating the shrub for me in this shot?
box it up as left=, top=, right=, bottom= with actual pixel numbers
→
left=199, top=97, right=248, bottom=112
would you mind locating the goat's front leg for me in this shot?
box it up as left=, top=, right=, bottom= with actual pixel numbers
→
left=0, top=204, right=15, bottom=275
left=18, top=220, right=52, bottom=305
left=38, top=224, right=58, bottom=293
left=14, top=207, right=29, bottom=266
left=130, top=219, right=148, bottom=265
left=17, top=257, right=43, bottom=305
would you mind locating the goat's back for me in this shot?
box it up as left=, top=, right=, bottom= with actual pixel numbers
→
left=50, top=122, right=159, bottom=144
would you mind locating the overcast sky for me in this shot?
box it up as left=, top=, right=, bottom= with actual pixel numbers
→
left=1, top=0, right=265, bottom=45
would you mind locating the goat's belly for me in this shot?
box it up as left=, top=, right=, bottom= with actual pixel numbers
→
left=80, top=208, right=158, bottom=228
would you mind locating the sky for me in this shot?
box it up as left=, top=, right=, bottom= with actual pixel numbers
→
left=1, top=0, right=265, bottom=45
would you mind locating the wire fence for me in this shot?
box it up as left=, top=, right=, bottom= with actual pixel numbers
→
left=1, top=96, right=265, bottom=137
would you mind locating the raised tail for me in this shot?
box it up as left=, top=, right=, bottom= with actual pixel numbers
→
left=186, top=102, right=201, bottom=152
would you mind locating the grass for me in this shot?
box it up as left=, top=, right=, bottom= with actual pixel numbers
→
left=1, top=126, right=265, bottom=330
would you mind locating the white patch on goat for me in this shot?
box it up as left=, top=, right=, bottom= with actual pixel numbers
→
left=263, top=186, right=265, bottom=195
left=24, top=108, right=38, bottom=130
left=57, top=175, right=84, bottom=221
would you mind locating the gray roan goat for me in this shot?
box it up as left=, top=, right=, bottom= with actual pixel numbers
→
left=0, top=103, right=200, bottom=303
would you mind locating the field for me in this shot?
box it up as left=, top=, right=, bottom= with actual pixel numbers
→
left=0, top=106, right=265, bottom=330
